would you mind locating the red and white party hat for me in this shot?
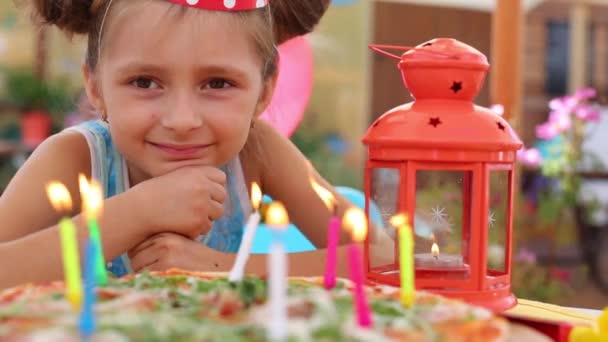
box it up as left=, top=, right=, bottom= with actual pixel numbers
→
left=165, top=0, right=269, bottom=11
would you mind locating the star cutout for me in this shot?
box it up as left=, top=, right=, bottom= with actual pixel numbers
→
left=497, top=122, right=505, bottom=131
left=431, top=206, right=448, bottom=224
left=450, top=81, right=463, bottom=93
left=488, top=211, right=496, bottom=227
left=428, top=117, right=442, bottom=127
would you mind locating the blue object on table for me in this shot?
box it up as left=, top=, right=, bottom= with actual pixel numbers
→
left=250, top=186, right=384, bottom=254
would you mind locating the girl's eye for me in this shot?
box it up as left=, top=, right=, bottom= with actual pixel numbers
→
left=206, top=78, right=232, bottom=90
left=131, top=77, right=159, bottom=90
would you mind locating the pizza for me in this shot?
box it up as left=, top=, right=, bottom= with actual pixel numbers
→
left=0, top=269, right=528, bottom=341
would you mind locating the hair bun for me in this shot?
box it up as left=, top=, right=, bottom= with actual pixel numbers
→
left=271, top=0, right=330, bottom=43
left=27, top=0, right=98, bottom=34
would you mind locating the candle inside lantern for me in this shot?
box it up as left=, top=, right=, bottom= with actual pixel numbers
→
left=46, top=182, right=82, bottom=312
left=79, top=175, right=107, bottom=286
left=311, top=179, right=340, bottom=290
left=415, top=236, right=463, bottom=269
left=343, top=208, right=372, bottom=328
left=229, top=182, right=263, bottom=282
left=390, top=214, right=415, bottom=308
left=265, top=201, right=289, bottom=341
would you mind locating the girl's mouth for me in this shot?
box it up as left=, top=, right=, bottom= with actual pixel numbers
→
left=149, top=142, right=213, bottom=159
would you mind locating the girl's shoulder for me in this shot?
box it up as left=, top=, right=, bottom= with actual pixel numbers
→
left=239, top=119, right=288, bottom=188
left=33, top=129, right=92, bottom=177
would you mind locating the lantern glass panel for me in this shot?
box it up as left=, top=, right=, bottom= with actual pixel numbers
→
left=488, top=170, right=509, bottom=275
left=415, top=170, right=471, bottom=275
left=370, top=167, right=400, bottom=268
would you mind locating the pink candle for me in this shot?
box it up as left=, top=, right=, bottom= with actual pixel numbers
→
left=343, top=208, right=372, bottom=328
left=348, top=243, right=372, bottom=327
left=324, top=214, right=340, bottom=289
left=310, top=179, right=341, bottom=290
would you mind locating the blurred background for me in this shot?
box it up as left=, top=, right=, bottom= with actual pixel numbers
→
left=1, top=0, right=608, bottom=308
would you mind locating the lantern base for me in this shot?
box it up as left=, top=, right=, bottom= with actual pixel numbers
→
left=427, top=286, right=517, bottom=312
left=365, top=271, right=517, bottom=312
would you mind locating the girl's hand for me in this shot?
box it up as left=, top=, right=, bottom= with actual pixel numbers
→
left=128, top=233, right=223, bottom=272
left=131, top=166, right=226, bottom=239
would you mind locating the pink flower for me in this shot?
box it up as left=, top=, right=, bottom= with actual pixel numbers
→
left=549, top=96, right=578, bottom=113
left=550, top=267, right=572, bottom=282
left=549, top=110, right=572, bottom=131
left=536, top=122, right=560, bottom=140
left=490, top=104, right=504, bottom=116
left=574, top=87, right=597, bottom=101
left=575, top=105, right=601, bottom=122
left=517, top=148, right=543, bottom=168
left=515, top=248, right=537, bottom=264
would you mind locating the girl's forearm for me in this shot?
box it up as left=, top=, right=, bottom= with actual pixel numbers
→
left=0, top=192, right=150, bottom=290
left=210, top=245, right=358, bottom=278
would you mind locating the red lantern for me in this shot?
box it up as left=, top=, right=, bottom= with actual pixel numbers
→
left=363, top=38, right=522, bottom=312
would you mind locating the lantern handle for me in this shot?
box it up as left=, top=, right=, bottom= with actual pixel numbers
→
left=368, top=44, right=415, bottom=60
left=368, top=44, right=455, bottom=60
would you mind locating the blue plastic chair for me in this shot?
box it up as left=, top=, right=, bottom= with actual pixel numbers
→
left=250, top=186, right=384, bottom=254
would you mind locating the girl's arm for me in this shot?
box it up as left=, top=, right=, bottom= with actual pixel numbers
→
left=248, top=120, right=355, bottom=248
left=0, top=132, right=150, bottom=289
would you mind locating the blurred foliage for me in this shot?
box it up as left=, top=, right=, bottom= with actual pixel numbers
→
left=290, top=126, right=362, bottom=189
left=1, top=67, right=74, bottom=118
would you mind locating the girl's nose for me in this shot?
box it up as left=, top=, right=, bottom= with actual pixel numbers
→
left=161, top=93, right=203, bottom=133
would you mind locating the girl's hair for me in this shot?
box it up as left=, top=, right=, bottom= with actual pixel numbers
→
left=25, top=0, right=330, bottom=79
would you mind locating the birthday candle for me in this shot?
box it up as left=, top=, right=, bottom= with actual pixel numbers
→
left=265, top=202, right=289, bottom=341
left=46, top=182, right=82, bottom=311
left=311, top=179, right=340, bottom=290
left=391, top=214, right=415, bottom=308
left=229, top=182, right=262, bottom=282
left=79, top=175, right=107, bottom=286
left=343, top=208, right=372, bottom=328
left=80, top=239, right=97, bottom=339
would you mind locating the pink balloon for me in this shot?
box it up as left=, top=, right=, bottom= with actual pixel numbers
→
left=260, top=35, right=314, bottom=137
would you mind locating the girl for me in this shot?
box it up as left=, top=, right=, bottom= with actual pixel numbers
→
left=0, top=0, right=374, bottom=289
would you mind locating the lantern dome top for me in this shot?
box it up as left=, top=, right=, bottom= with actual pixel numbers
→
left=400, top=38, right=489, bottom=70
left=364, top=38, right=522, bottom=158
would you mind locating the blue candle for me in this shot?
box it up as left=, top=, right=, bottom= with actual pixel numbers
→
left=80, top=239, right=97, bottom=339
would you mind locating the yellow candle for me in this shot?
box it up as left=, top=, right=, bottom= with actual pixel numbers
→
left=46, top=182, right=82, bottom=311
left=391, top=214, right=415, bottom=308
left=59, top=217, right=83, bottom=310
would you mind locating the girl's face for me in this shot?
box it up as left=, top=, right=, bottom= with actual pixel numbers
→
left=85, top=1, right=274, bottom=184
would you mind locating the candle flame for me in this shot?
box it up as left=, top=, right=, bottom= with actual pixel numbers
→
left=343, top=207, right=367, bottom=242
left=311, top=178, right=335, bottom=212
left=431, top=243, right=440, bottom=256
left=389, top=213, right=409, bottom=228
left=266, top=201, right=289, bottom=230
left=46, top=182, right=73, bottom=213
left=79, top=174, right=103, bottom=219
left=251, top=182, right=262, bottom=210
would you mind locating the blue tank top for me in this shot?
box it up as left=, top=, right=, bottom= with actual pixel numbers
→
left=69, top=120, right=252, bottom=277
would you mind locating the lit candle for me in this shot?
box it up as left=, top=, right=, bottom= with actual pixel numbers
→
left=343, top=208, right=372, bottom=328
left=390, top=214, right=415, bottom=308
left=415, top=235, right=463, bottom=269
left=265, top=201, right=290, bottom=341
left=311, top=179, right=340, bottom=290
left=79, top=175, right=107, bottom=286
left=229, top=182, right=263, bottom=282
left=80, top=239, right=97, bottom=338
left=46, top=182, right=82, bottom=311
